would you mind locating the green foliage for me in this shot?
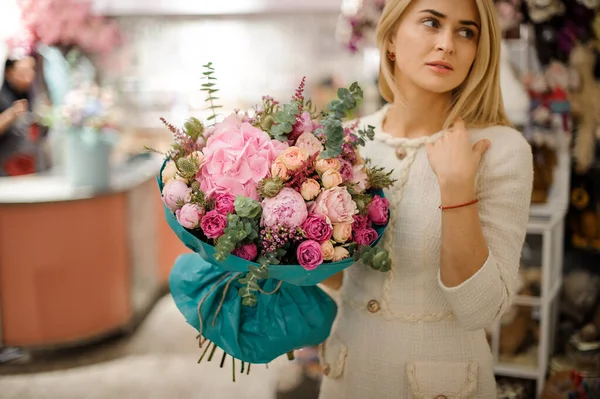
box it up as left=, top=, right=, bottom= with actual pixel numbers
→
left=201, top=62, right=223, bottom=125
left=184, top=117, right=204, bottom=142
left=367, top=164, right=397, bottom=190
left=237, top=249, right=285, bottom=307
left=257, top=177, right=285, bottom=198
left=213, top=214, right=260, bottom=262
left=233, top=196, right=262, bottom=219
left=352, top=245, right=391, bottom=272
left=270, top=102, right=300, bottom=141
left=320, top=82, right=364, bottom=159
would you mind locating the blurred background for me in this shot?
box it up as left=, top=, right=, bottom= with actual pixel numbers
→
left=0, top=0, right=599, bottom=398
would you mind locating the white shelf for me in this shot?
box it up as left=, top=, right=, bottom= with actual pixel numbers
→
left=495, top=363, right=539, bottom=380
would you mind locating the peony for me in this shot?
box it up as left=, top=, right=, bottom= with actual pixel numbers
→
left=199, top=113, right=288, bottom=201
left=200, top=210, right=228, bottom=239
left=296, top=240, right=324, bottom=270
left=320, top=240, right=335, bottom=261
left=322, top=169, right=343, bottom=189
left=271, top=158, right=290, bottom=181
left=302, top=214, right=333, bottom=243
left=300, top=179, right=321, bottom=201
left=261, top=188, right=308, bottom=228
left=352, top=214, right=369, bottom=230
left=162, top=180, right=192, bottom=212
left=232, top=243, right=258, bottom=261
left=280, top=146, right=308, bottom=171
left=368, top=195, right=390, bottom=225
left=295, top=132, right=324, bottom=156
left=161, top=160, right=178, bottom=184
left=351, top=164, right=370, bottom=193
left=332, top=246, right=350, bottom=262
left=214, top=193, right=236, bottom=215
left=354, top=227, right=379, bottom=246
left=315, top=157, right=341, bottom=174
left=175, top=203, right=204, bottom=229
left=310, top=186, right=358, bottom=224
left=332, top=223, right=353, bottom=243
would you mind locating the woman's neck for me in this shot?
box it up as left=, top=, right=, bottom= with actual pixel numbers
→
left=383, top=82, right=452, bottom=139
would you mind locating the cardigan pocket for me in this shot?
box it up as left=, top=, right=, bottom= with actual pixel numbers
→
left=318, top=333, right=348, bottom=379
left=406, top=361, right=478, bottom=399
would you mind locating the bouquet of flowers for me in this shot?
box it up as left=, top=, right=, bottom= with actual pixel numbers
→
left=336, top=0, right=386, bottom=53
left=158, top=63, right=395, bottom=377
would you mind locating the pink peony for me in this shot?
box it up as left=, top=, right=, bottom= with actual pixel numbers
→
left=295, top=132, right=324, bottom=156
left=302, top=214, right=333, bottom=243
left=214, top=193, right=236, bottom=215
left=351, top=164, right=370, bottom=193
left=200, top=210, right=228, bottom=239
left=232, top=243, right=258, bottom=261
left=175, top=203, right=205, bottom=229
left=199, top=114, right=288, bottom=201
left=296, top=240, right=324, bottom=270
left=352, top=214, right=369, bottom=230
left=354, top=227, right=379, bottom=246
left=162, top=180, right=192, bottom=212
left=368, top=195, right=390, bottom=225
left=310, top=186, right=358, bottom=224
left=261, top=188, right=308, bottom=228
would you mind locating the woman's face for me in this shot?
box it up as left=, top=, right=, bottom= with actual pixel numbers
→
left=6, top=57, right=36, bottom=93
left=390, top=0, right=480, bottom=94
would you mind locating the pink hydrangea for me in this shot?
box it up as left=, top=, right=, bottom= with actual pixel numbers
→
left=261, top=188, right=308, bottom=228
left=198, top=114, right=288, bottom=201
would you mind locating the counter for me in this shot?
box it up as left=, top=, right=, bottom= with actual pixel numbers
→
left=0, top=155, right=190, bottom=349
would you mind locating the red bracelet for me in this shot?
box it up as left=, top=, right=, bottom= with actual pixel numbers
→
left=438, top=199, right=479, bottom=210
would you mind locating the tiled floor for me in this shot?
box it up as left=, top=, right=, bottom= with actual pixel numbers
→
left=0, top=295, right=320, bottom=399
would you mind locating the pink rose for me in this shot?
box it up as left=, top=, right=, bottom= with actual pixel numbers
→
left=351, top=164, right=370, bottom=193
left=232, top=243, right=258, bottom=261
left=322, top=169, right=343, bottom=189
left=175, top=203, right=205, bottom=229
left=162, top=180, right=192, bottom=212
left=199, top=113, right=288, bottom=201
left=200, top=210, right=228, bottom=239
left=300, top=179, right=321, bottom=201
left=302, top=214, right=333, bottom=243
left=296, top=240, right=324, bottom=270
left=261, top=188, right=308, bottom=228
left=368, top=195, right=390, bottom=225
left=295, top=132, right=323, bottom=156
left=315, top=158, right=341, bottom=174
left=214, top=193, right=236, bottom=215
left=352, top=214, right=369, bottom=230
left=354, top=227, right=378, bottom=246
left=280, top=146, right=308, bottom=171
left=332, top=223, right=353, bottom=243
left=320, top=240, right=335, bottom=261
left=310, top=186, right=358, bottom=224
left=332, top=246, right=350, bottom=262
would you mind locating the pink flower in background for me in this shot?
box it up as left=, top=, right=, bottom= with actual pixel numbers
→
left=368, top=195, right=390, bottom=225
left=310, top=186, right=357, bottom=224
left=350, top=164, right=370, bottom=193
left=214, top=193, right=236, bottom=215
left=162, top=180, right=192, bottom=212
left=339, top=159, right=353, bottom=182
left=296, top=240, right=324, bottom=270
left=232, top=243, right=258, bottom=261
left=199, top=114, right=288, bottom=201
left=295, top=132, right=323, bottom=156
left=200, top=210, right=228, bottom=239
left=354, top=227, right=378, bottom=246
left=352, top=214, right=369, bottom=230
left=261, top=188, right=308, bottom=228
left=175, top=203, right=205, bottom=229
left=302, top=214, right=333, bottom=243
left=289, top=111, right=319, bottom=143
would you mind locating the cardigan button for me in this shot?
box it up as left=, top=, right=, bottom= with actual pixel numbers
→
left=395, top=147, right=406, bottom=160
left=367, top=300, right=380, bottom=313
left=322, top=364, right=331, bottom=376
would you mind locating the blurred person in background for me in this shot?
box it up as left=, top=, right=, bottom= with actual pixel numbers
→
left=0, top=55, right=49, bottom=176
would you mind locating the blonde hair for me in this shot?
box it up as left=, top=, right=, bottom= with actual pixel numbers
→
left=375, top=0, right=511, bottom=129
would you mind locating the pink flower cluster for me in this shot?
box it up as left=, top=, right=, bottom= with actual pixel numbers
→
left=160, top=81, right=392, bottom=271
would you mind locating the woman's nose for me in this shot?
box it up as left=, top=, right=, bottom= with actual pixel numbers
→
left=435, top=30, right=455, bottom=54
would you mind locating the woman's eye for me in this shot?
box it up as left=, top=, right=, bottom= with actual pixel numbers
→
left=459, top=29, right=476, bottom=39
left=423, top=18, right=439, bottom=28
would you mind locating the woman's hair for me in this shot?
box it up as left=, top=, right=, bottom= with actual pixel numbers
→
left=375, top=0, right=511, bottom=128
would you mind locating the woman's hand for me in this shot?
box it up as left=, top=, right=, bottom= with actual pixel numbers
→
left=426, top=118, right=490, bottom=201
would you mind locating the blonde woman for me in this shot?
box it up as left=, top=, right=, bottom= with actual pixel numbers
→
left=318, top=0, right=533, bottom=398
